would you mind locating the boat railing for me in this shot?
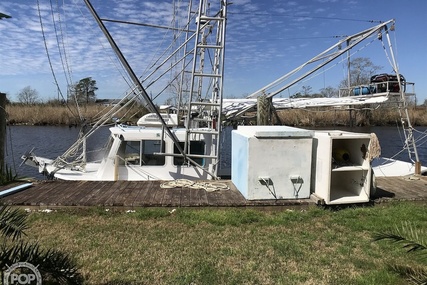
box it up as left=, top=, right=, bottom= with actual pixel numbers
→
left=338, top=81, right=415, bottom=98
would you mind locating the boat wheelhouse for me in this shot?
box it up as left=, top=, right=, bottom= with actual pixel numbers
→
left=28, top=120, right=216, bottom=181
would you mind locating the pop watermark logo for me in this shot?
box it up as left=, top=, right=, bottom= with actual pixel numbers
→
left=3, top=262, right=42, bottom=285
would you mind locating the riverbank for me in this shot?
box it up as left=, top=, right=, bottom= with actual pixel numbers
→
left=6, top=103, right=427, bottom=126
left=276, top=106, right=427, bottom=127
left=6, top=104, right=145, bottom=126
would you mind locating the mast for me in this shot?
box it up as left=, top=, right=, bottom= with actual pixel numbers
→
left=82, top=0, right=213, bottom=175
left=82, top=0, right=226, bottom=179
left=383, top=24, right=420, bottom=174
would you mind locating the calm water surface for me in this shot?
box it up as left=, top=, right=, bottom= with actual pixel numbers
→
left=6, top=125, right=427, bottom=179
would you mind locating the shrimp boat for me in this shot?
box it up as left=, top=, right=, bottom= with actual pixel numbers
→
left=22, top=0, right=228, bottom=181
left=23, top=2, right=423, bottom=182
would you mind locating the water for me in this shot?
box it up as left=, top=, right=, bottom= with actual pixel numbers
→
left=6, top=125, right=110, bottom=179
left=5, top=125, right=427, bottom=179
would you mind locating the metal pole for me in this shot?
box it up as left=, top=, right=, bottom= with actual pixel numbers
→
left=0, top=15, right=11, bottom=169
left=0, top=93, right=6, bottom=169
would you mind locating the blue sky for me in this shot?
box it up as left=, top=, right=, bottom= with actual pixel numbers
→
left=0, top=0, right=426, bottom=104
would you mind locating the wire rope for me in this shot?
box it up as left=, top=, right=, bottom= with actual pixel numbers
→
left=57, top=0, right=74, bottom=87
left=36, top=0, right=79, bottom=119
left=49, top=0, right=71, bottom=91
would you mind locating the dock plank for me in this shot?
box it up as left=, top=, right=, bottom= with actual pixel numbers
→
left=8, top=182, right=59, bottom=206
left=132, top=181, right=155, bottom=207
left=25, top=181, right=77, bottom=206
left=105, top=181, right=132, bottom=206
left=91, top=181, right=122, bottom=206
left=122, top=182, right=144, bottom=207
left=161, top=187, right=180, bottom=207
left=113, top=181, right=139, bottom=207
left=180, top=188, right=191, bottom=207
left=1, top=177, right=427, bottom=208
left=56, top=181, right=95, bottom=206
left=78, top=181, right=111, bottom=206
left=1, top=181, right=53, bottom=205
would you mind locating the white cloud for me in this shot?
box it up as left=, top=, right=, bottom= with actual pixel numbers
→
left=1, top=0, right=424, bottom=102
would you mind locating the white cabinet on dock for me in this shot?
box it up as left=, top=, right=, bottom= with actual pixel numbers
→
left=232, top=126, right=314, bottom=200
left=312, top=130, right=372, bottom=205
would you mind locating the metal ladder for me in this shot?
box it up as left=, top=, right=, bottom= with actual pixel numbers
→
left=183, top=0, right=227, bottom=178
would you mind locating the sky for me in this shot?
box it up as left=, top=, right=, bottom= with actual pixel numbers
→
left=0, top=0, right=426, bottom=105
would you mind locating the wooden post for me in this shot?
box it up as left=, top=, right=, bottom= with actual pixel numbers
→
left=349, top=108, right=354, bottom=128
left=0, top=92, right=6, bottom=169
left=114, top=155, right=119, bottom=181
left=257, top=95, right=271, bottom=125
left=415, top=161, right=421, bottom=175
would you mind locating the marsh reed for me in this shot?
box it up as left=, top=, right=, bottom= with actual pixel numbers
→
left=6, top=103, right=146, bottom=126
left=5, top=103, right=427, bottom=126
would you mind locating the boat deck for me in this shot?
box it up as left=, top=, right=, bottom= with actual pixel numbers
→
left=0, top=176, right=426, bottom=208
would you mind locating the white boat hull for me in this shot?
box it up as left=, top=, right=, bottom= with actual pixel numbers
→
left=372, top=157, right=427, bottom=177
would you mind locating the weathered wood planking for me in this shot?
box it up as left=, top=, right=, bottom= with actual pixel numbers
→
left=374, top=176, right=427, bottom=201
left=0, top=176, right=426, bottom=208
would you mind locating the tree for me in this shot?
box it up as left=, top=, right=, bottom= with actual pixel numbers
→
left=301, top=85, right=312, bottom=97
left=17, top=86, right=39, bottom=105
left=340, top=57, right=382, bottom=88
left=320, top=86, right=338, bottom=98
left=166, top=72, right=191, bottom=108
left=70, top=77, right=98, bottom=104
left=290, top=85, right=313, bottom=99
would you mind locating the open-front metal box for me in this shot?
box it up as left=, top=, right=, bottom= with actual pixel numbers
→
left=312, top=130, right=372, bottom=205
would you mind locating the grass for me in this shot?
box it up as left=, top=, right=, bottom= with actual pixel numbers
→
left=275, top=106, right=427, bottom=127
left=6, top=104, right=145, bottom=126
left=11, top=201, right=425, bottom=284
left=6, top=102, right=427, bottom=127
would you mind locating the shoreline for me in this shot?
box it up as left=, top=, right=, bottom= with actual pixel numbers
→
left=6, top=103, right=427, bottom=127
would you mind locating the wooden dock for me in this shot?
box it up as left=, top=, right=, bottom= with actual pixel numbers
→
left=0, top=176, right=426, bottom=208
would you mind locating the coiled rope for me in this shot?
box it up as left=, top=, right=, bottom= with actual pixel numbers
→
left=160, top=179, right=229, bottom=192
left=368, top=132, right=381, bottom=161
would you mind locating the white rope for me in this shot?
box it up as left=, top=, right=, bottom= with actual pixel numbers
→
left=368, top=132, right=381, bottom=161
left=160, top=179, right=229, bottom=192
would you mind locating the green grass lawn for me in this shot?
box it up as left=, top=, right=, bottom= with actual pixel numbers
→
left=21, top=201, right=427, bottom=284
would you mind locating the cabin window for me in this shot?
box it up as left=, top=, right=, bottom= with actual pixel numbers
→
left=173, top=141, right=205, bottom=166
left=118, top=140, right=165, bottom=166
left=121, top=141, right=141, bottom=165
left=141, top=140, right=165, bottom=166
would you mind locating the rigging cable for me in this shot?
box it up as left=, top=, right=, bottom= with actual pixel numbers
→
left=72, top=2, right=136, bottom=93
left=57, top=0, right=74, bottom=86
left=379, top=31, right=396, bottom=73
left=50, top=0, right=71, bottom=92
left=36, top=0, right=80, bottom=120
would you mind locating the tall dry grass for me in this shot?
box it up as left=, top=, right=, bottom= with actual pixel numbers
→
left=6, top=103, right=427, bottom=126
left=275, top=105, right=427, bottom=127
left=6, top=104, right=146, bottom=126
